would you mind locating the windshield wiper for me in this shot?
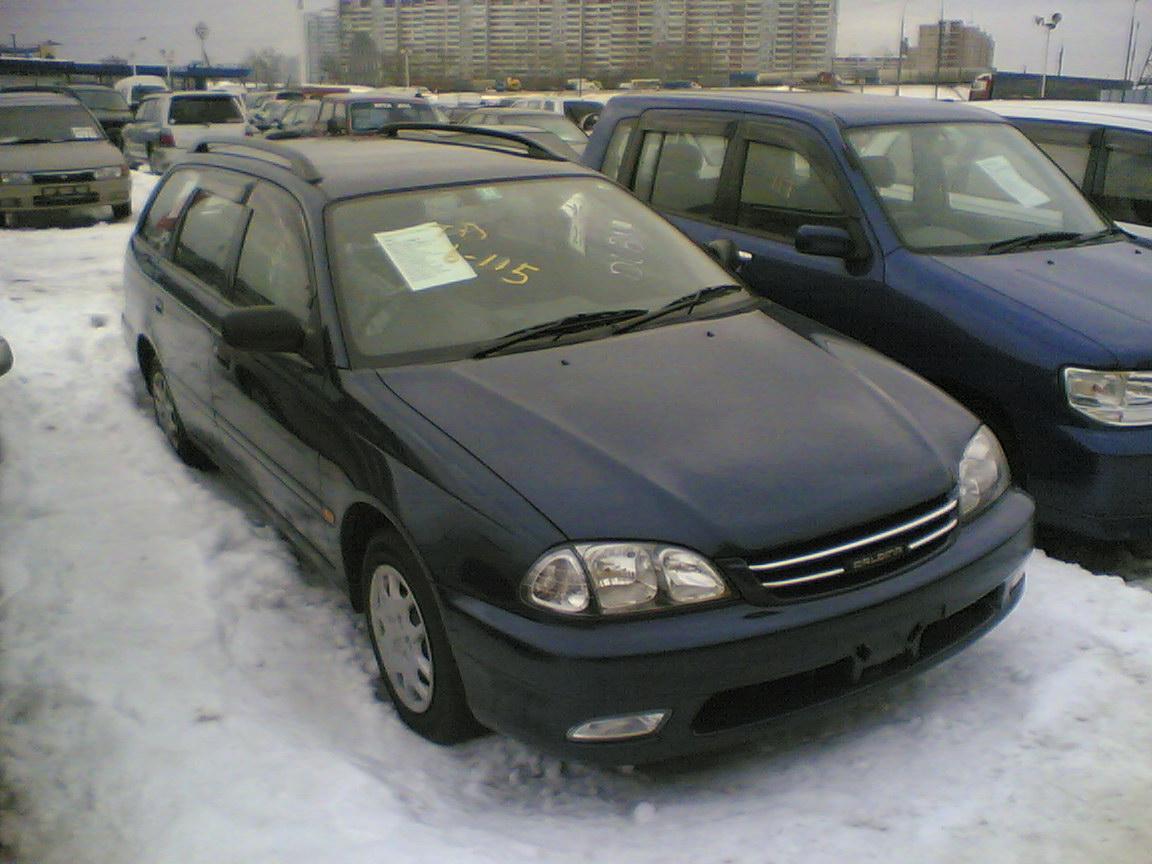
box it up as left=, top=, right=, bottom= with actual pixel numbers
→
left=984, top=231, right=1083, bottom=254
left=1066, top=226, right=1129, bottom=246
left=473, top=308, right=646, bottom=358
left=613, top=284, right=747, bottom=334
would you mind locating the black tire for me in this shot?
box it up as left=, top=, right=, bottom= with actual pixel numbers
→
left=147, top=146, right=163, bottom=176
left=362, top=536, right=480, bottom=744
left=147, top=360, right=213, bottom=469
left=111, top=202, right=132, bottom=222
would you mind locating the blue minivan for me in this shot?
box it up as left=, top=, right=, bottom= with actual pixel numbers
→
left=585, top=92, right=1152, bottom=545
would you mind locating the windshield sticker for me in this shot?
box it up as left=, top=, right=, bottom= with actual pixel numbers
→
left=560, top=192, right=587, bottom=254
left=974, top=156, right=1051, bottom=208
left=373, top=222, right=477, bottom=291
left=71, top=126, right=101, bottom=139
left=431, top=221, right=541, bottom=285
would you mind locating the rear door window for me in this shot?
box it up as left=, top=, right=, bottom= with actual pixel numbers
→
left=139, top=169, right=200, bottom=251
left=1010, top=120, right=1096, bottom=186
left=1097, top=129, right=1152, bottom=227
left=632, top=130, right=729, bottom=217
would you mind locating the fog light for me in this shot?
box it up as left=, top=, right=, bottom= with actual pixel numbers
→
left=567, top=711, right=669, bottom=742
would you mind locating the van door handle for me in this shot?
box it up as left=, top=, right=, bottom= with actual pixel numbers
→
left=153, top=298, right=164, bottom=314
left=737, top=249, right=753, bottom=263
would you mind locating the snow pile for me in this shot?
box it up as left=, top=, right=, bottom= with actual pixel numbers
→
left=1, top=174, right=1150, bottom=863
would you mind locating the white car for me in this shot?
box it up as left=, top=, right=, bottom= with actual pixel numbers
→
left=976, top=100, right=1152, bottom=238
left=121, top=91, right=250, bottom=175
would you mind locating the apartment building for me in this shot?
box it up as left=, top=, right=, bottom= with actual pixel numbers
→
left=908, top=20, right=995, bottom=79
left=337, top=0, right=839, bottom=84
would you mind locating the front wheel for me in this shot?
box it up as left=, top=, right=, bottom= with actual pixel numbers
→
left=111, top=202, right=132, bottom=222
left=148, top=360, right=212, bottom=469
left=362, top=537, right=480, bottom=744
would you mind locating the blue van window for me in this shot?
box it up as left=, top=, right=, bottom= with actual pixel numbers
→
left=738, top=141, right=843, bottom=239
left=647, top=131, right=728, bottom=217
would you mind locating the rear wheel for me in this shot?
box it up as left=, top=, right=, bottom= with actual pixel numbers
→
left=147, top=146, right=163, bottom=175
left=362, top=536, right=480, bottom=744
left=111, top=202, right=132, bottom=222
left=147, top=359, right=213, bottom=469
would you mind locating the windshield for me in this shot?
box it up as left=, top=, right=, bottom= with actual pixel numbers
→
left=328, top=176, right=736, bottom=364
left=510, top=113, right=586, bottom=144
left=846, top=122, right=1108, bottom=253
left=0, top=106, right=105, bottom=143
left=75, top=89, right=130, bottom=112
left=349, top=101, right=439, bottom=133
left=169, top=96, right=243, bottom=124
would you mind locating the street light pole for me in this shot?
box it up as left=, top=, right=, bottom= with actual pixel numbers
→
left=1034, top=13, right=1062, bottom=99
left=131, top=35, right=147, bottom=76
left=895, top=2, right=907, bottom=97
left=1124, top=0, right=1140, bottom=81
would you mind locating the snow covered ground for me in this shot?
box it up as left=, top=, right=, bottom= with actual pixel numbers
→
left=1, top=172, right=1151, bottom=864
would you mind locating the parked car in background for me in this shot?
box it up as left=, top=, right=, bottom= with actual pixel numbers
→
left=975, top=100, right=1152, bottom=239
left=308, top=91, right=442, bottom=137
left=122, top=133, right=1030, bottom=763
left=121, top=91, right=249, bottom=174
left=0, top=90, right=131, bottom=226
left=0, top=84, right=134, bottom=148
left=585, top=91, right=1152, bottom=546
left=266, top=101, right=321, bottom=138
left=511, top=95, right=608, bottom=131
left=113, top=75, right=170, bottom=112
left=460, top=107, right=588, bottom=154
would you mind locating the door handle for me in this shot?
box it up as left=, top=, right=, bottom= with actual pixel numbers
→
left=153, top=297, right=164, bottom=314
left=737, top=249, right=753, bottom=263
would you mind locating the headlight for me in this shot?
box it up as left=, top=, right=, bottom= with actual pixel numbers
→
left=523, top=542, right=729, bottom=615
left=0, top=172, right=33, bottom=185
left=93, top=165, right=129, bottom=180
left=959, top=425, right=1010, bottom=520
left=1064, top=368, right=1152, bottom=426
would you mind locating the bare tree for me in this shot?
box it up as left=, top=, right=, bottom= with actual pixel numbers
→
left=244, top=48, right=292, bottom=87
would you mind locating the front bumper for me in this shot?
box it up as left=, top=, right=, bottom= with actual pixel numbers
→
left=1027, top=421, right=1152, bottom=541
left=0, top=175, right=130, bottom=213
left=445, top=489, right=1033, bottom=764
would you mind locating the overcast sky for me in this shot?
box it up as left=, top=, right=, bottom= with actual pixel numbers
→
left=1, top=0, right=1147, bottom=79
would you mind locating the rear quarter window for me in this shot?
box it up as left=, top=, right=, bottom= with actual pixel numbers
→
left=139, top=169, right=200, bottom=250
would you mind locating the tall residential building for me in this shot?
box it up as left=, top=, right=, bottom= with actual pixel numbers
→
left=336, top=0, right=839, bottom=84
left=306, top=10, right=342, bottom=82
left=909, top=21, right=994, bottom=78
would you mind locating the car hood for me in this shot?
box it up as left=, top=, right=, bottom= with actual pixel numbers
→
left=379, top=311, right=958, bottom=557
left=934, top=240, right=1152, bottom=365
left=0, top=139, right=124, bottom=172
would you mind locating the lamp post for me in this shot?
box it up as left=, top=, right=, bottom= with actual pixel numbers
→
left=159, top=48, right=175, bottom=87
left=895, top=2, right=907, bottom=97
left=1124, top=0, right=1140, bottom=81
left=1034, top=12, right=1062, bottom=98
left=131, top=36, right=147, bottom=75
left=400, top=48, right=410, bottom=88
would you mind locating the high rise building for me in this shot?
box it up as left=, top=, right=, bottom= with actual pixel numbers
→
left=306, top=10, right=342, bottom=82
left=909, top=21, right=994, bottom=79
left=336, top=0, right=839, bottom=85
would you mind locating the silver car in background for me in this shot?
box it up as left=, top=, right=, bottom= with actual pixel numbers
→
left=122, top=91, right=250, bottom=174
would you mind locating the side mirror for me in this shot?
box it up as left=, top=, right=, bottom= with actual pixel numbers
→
left=0, top=336, right=12, bottom=377
left=222, top=307, right=304, bottom=354
left=705, top=238, right=744, bottom=271
left=795, top=225, right=856, bottom=260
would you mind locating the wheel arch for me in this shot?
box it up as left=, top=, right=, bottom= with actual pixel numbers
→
left=340, top=502, right=423, bottom=612
left=136, top=335, right=158, bottom=393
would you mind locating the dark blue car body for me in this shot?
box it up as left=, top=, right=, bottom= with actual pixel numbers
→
left=585, top=91, right=1152, bottom=542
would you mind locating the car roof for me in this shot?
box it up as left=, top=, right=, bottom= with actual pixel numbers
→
left=321, top=90, right=431, bottom=105
left=973, top=100, right=1152, bottom=132
left=189, top=137, right=594, bottom=200
left=0, top=91, right=85, bottom=108
left=605, top=90, right=1002, bottom=127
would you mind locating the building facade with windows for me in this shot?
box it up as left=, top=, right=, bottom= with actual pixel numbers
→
left=908, top=21, right=994, bottom=81
left=336, top=0, right=839, bottom=85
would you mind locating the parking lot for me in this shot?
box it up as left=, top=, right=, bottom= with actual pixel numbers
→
left=1, top=171, right=1151, bottom=863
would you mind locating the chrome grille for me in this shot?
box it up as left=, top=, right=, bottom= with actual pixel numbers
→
left=746, top=498, right=958, bottom=598
left=32, top=170, right=96, bottom=184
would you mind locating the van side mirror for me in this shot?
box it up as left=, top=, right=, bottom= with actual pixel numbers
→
left=795, top=225, right=856, bottom=260
left=222, top=307, right=304, bottom=354
left=705, top=238, right=744, bottom=271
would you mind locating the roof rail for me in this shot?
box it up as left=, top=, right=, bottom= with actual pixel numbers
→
left=190, top=138, right=323, bottom=183
left=377, top=122, right=570, bottom=161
